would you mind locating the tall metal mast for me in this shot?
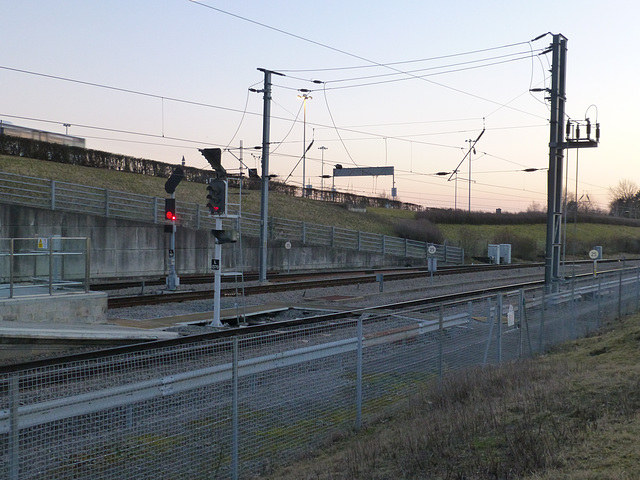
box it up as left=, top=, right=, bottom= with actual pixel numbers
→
left=544, top=34, right=568, bottom=290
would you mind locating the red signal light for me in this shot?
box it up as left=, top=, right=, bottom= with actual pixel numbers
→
left=164, top=198, right=176, bottom=222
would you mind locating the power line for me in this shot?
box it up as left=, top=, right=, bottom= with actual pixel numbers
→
left=319, top=51, right=542, bottom=89
left=0, top=64, right=259, bottom=118
left=277, top=42, right=538, bottom=73
left=188, top=1, right=540, bottom=116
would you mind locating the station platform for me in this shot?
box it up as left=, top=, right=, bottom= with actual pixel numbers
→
left=0, top=319, right=180, bottom=365
left=108, top=303, right=290, bottom=329
left=0, top=303, right=293, bottom=365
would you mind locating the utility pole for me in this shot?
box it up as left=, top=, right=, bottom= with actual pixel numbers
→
left=543, top=34, right=568, bottom=291
left=298, top=91, right=312, bottom=197
left=448, top=128, right=484, bottom=211
left=466, top=139, right=473, bottom=212
left=257, top=68, right=284, bottom=283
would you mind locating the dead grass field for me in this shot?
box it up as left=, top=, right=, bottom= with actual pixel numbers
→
left=262, top=314, right=640, bottom=479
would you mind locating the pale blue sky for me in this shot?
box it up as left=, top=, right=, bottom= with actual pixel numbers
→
left=2, top=1, right=637, bottom=212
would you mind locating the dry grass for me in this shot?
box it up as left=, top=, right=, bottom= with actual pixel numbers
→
left=261, top=315, right=640, bottom=479
left=3, top=154, right=640, bottom=259
left=0, top=155, right=397, bottom=235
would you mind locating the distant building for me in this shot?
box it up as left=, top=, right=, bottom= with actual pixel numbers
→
left=0, top=121, right=86, bottom=148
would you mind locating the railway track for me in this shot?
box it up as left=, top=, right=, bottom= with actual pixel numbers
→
left=5, top=274, right=549, bottom=375
left=105, top=263, right=540, bottom=309
left=5, top=261, right=637, bottom=371
left=105, top=259, right=633, bottom=309
left=94, top=264, right=522, bottom=291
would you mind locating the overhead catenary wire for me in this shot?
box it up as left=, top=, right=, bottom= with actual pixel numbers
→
left=1, top=9, right=582, bottom=210
left=316, top=51, right=544, bottom=90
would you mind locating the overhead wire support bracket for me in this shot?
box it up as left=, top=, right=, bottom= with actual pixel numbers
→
left=447, top=127, right=485, bottom=182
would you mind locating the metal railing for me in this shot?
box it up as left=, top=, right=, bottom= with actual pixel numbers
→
left=1, top=267, right=637, bottom=479
left=0, top=171, right=464, bottom=264
left=0, top=237, right=90, bottom=299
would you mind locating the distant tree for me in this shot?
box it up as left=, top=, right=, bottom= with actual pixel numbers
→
left=526, top=201, right=545, bottom=213
left=609, top=180, right=640, bottom=218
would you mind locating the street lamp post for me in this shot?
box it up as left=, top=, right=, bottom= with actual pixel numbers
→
left=318, top=146, right=328, bottom=194
left=465, top=139, right=474, bottom=212
left=298, top=91, right=312, bottom=197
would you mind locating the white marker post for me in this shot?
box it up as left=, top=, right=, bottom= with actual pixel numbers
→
left=427, top=245, right=437, bottom=284
left=589, top=249, right=599, bottom=276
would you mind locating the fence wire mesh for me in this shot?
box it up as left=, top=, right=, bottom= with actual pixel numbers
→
left=2, top=267, right=638, bottom=479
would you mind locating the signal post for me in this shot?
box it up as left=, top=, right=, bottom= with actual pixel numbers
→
left=164, top=167, right=184, bottom=291
left=201, top=148, right=238, bottom=327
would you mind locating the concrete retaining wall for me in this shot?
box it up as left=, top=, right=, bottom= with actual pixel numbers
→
left=0, top=292, right=107, bottom=324
left=0, top=204, right=423, bottom=280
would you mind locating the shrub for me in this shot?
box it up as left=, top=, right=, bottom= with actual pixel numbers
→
left=394, top=219, right=444, bottom=244
left=492, top=228, right=541, bottom=261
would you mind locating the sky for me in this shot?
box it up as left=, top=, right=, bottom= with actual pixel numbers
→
left=2, top=1, right=638, bottom=213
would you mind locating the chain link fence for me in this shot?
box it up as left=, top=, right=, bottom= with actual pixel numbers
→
left=1, top=267, right=638, bottom=479
left=0, top=171, right=463, bottom=264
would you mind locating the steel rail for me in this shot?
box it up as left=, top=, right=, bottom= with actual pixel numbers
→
left=106, top=263, right=538, bottom=308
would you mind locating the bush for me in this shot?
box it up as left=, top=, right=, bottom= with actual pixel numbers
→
left=394, top=219, right=444, bottom=244
left=417, top=208, right=640, bottom=228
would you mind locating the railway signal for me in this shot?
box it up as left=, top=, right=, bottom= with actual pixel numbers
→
left=164, top=198, right=176, bottom=221
left=206, top=180, right=227, bottom=215
left=199, top=148, right=226, bottom=178
left=164, top=164, right=184, bottom=292
left=212, top=229, right=238, bottom=244
left=164, top=166, right=184, bottom=194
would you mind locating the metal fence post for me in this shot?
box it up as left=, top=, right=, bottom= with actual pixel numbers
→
left=618, top=269, right=623, bottom=319
left=356, top=314, right=364, bottom=431
left=570, top=276, right=576, bottom=340
left=636, top=266, right=640, bottom=313
left=153, top=197, right=159, bottom=224
left=232, top=337, right=239, bottom=480
left=85, top=237, right=91, bottom=293
left=331, top=226, right=335, bottom=247
left=302, top=222, right=306, bottom=245
left=539, top=288, right=546, bottom=353
left=9, top=375, right=19, bottom=480
left=438, top=304, right=444, bottom=386
left=496, top=293, right=503, bottom=364
left=597, top=276, right=602, bottom=328
left=48, top=237, right=54, bottom=296
left=50, top=180, right=56, bottom=210
left=483, top=297, right=494, bottom=366
left=9, top=238, right=14, bottom=298
left=518, top=289, right=524, bottom=357
left=382, top=235, right=386, bottom=255
left=357, top=231, right=362, bottom=251
left=105, top=189, right=110, bottom=217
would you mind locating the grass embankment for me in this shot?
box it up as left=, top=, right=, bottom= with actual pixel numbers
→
left=0, top=155, right=397, bottom=235
left=3, top=154, right=640, bottom=261
left=439, top=223, right=640, bottom=262
left=264, top=314, right=640, bottom=479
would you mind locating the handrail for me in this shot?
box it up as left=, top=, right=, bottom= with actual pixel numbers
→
left=0, top=237, right=90, bottom=299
